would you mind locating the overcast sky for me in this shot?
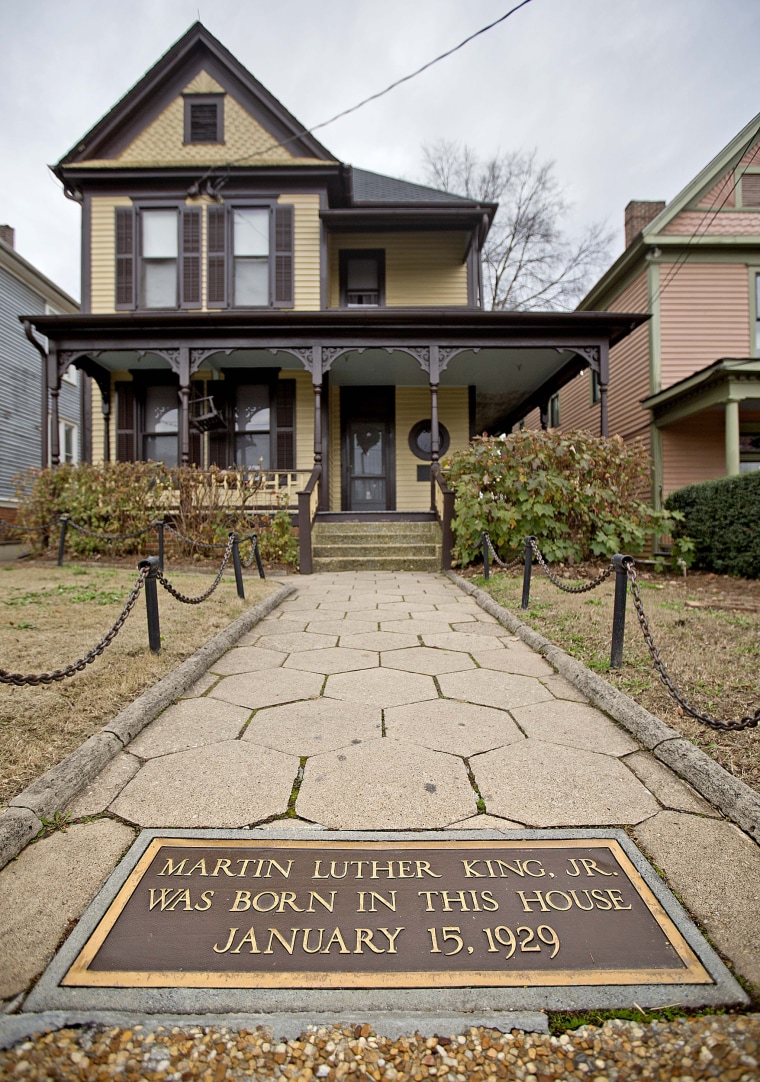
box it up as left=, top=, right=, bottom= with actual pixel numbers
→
left=1, top=0, right=758, bottom=303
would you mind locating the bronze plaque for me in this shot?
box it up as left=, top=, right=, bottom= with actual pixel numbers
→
left=63, top=838, right=712, bottom=989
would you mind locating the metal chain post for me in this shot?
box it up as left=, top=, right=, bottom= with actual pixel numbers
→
left=231, top=533, right=245, bottom=600
left=57, top=516, right=69, bottom=567
left=138, top=556, right=161, bottom=653
left=482, top=532, right=490, bottom=580
left=609, top=554, right=629, bottom=669
left=253, top=536, right=266, bottom=580
left=521, top=536, right=534, bottom=610
left=156, top=518, right=165, bottom=571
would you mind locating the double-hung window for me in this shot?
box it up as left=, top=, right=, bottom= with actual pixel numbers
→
left=207, top=203, right=294, bottom=309
left=233, top=208, right=269, bottom=306
left=339, top=250, right=385, bottom=307
left=141, top=208, right=178, bottom=309
left=143, top=384, right=179, bottom=466
left=115, top=204, right=202, bottom=310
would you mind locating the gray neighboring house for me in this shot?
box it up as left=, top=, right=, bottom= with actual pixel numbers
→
left=0, top=225, right=80, bottom=526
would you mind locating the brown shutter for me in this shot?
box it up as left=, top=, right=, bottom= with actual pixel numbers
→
left=207, top=205, right=227, bottom=307
left=181, top=208, right=202, bottom=308
left=115, top=381, right=136, bottom=461
left=207, top=379, right=233, bottom=467
left=275, top=379, right=296, bottom=469
left=273, top=204, right=294, bottom=307
left=115, top=208, right=135, bottom=309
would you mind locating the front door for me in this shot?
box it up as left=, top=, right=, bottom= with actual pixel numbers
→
left=341, top=387, right=395, bottom=511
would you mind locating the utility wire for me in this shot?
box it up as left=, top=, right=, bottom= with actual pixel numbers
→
left=197, top=0, right=535, bottom=188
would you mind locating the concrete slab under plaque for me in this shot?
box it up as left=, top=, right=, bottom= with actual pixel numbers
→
left=24, top=829, right=747, bottom=1015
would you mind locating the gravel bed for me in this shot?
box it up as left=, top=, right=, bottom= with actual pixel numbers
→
left=1, top=1015, right=758, bottom=1080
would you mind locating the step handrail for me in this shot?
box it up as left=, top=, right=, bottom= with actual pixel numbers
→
left=432, top=464, right=455, bottom=571
left=297, top=464, right=322, bottom=574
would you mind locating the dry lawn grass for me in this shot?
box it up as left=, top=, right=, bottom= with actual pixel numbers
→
left=481, top=565, right=760, bottom=794
left=0, top=559, right=278, bottom=809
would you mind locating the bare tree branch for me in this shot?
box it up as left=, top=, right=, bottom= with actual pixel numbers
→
left=421, top=140, right=613, bottom=311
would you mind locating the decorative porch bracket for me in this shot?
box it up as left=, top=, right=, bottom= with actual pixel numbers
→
left=565, top=344, right=610, bottom=437
left=59, top=350, right=113, bottom=463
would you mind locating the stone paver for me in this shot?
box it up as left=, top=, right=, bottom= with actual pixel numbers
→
left=469, top=647, right=554, bottom=678
left=209, top=668, right=324, bottom=709
left=284, top=647, right=379, bottom=675
left=509, top=701, right=639, bottom=757
left=297, top=740, right=475, bottom=829
left=449, top=621, right=512, bottom=638
left=380, top=647, right=475, bottom=675
left=474, top=739, right=660, bottom=826
left=179, top=671, right=218, bottom=698
left=624, top=751, right=720, bottom=816
left=304, top=619, right=380, bottom=637
left=0, top=820, right=133, bottom=999
left=324, top=667, right=438, bottom=707
left=209, top=646, right=287, bottom=675
left=379, top=618, right=460, bottom=636
left=66, top=752, right=140, bottom=817
left=385, top=699, right=524, bottom=757
left=448, top=813, right=527, bottom=830
left=539, top=673, right=588, bottom=702
left=338, top=630, right=421, bottom=651
left=128, top=698, right=251, bottom=758
left=438, top=669, right=554, bottom=710
left=421, top=631, right=505, bottom=652
left=254, top=631, right=338, bottom=653
left=635, top=812, right=760, bottom=986
left=110, top=742, right=299, bottom=827
left=243, top=699, right=382, bottom=756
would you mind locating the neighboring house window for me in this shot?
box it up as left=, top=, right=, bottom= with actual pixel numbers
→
left=591, top=368, right=601, bottom=404
left=62, top=365, right=78, bottom=387
left=339, top=250, right=385, bottom=307
left=549, top=393, right=560, bottom=428
left=207, top=204, right=294, bottom=309
left=756, top=274, right=760, bottom=354
left=49, top=420, right=78, bottom=464
left=740, top=429, right=760, bottom=473
left=184, top=94, right=224, bottom=144
left=115, top=205, right=202, bottom=310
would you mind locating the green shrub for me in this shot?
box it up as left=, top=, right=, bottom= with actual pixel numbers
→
left=442, top=429, right=680, bottom=567
left=256, top=509, right=299, bottom=568
left=665, top=471, right=760, bottom=578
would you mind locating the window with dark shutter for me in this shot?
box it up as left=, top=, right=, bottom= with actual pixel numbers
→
left=115, top=208, right=135, bottom=309
left=275, top=379, right=296, bottom=469
left=207, top=206, right=227, bottom=307
left=742, top=174, right=760, bottom=208
left=115, top=381, right=136, bottom=461
left=274, top=204, right=295, bottom=307
left=181, top=208, right=202, bottom=308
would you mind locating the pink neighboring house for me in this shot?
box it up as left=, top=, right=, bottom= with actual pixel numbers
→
left=548, top=112, right=760, bottom=506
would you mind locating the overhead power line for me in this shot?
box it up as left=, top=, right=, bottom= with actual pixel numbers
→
left=197, top=0, right=535, bottom=187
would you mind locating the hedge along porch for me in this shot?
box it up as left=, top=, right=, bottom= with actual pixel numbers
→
left=25, top=308, right=645, bottom=570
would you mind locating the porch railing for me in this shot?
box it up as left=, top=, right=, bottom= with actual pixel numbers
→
left=297, top=464, right=322, bottom=574
left=213, top=469, right=315, bottom=511
left=432, top=464, right=455, bottom=571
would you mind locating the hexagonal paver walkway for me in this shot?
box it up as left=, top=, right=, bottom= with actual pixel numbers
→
left=73, top=569, right=713, bottom=837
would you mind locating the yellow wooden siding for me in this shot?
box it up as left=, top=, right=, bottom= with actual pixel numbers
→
left=659, top=263, right=750, bottom=389
left=661, top=413, right=725, bottom=497
left=112, top=81, right=327, bottom=167
left=560, top=272, right=650, bottom=441
left=278, top=194, right=321, bottom=310
left=289, top=368, right=314, bottom=470
left=328, top=384, right=341, bottom=510
left=395, top=387, right=469, bottom=511
left=90, top=196, right=133, bottom=313
left=327, top=233, right=469, bottom=307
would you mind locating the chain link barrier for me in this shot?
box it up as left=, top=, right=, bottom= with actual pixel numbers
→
left=0, top=519, right=54, bottom=535
left=66, top=519, right=158, bottom=542
left=483, top=532, right=523, bottom=571
left=156, top=534, right=235, bottom=605
left=241, top=535, right=259, bottom=568
left=0, top=567, right=148, bottom=687
left=624, top=558, right=759, bottom=733
left=529, top=537, right=614, bottom=593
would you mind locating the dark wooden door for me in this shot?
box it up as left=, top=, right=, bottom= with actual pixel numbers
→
left=341, top=387, right=395, bottom=511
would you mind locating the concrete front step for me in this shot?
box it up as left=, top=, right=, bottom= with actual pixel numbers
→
left=312, top=555, right=441, bottom=572
left=311, top=519, right=442, bottom=571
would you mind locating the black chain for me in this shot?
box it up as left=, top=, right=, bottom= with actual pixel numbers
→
left=66, top=519, right=158, bottom=542
left=625, top=558, right=759, bottom=732
left=0, top=520, right=53, bottom=535
left=483, top=532, right=523, bottom=570
left=0, top=568, right=148, bottom=686
left=530, top=538, right=614, bottom=593
left=163, top=523, right=229, bottom=550
left=241, top=535, right=259, bottom=568
left=156, top=534, right=235, bottom=604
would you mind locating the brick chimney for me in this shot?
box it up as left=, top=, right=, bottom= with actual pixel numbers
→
left=624, top=201, right=665, bottom=248
left=0, top=225, right=14, bottom=249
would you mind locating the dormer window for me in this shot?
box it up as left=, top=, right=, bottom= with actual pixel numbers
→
left=339, top=250, right=385, bottom=307
left=184, top=94, right=224, bottom=144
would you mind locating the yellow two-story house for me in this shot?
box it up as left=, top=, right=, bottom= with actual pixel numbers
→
left=27, top=23, right=642, bottom=569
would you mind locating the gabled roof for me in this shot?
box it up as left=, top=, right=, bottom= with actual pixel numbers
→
left=56, top=22, right=335, bottom=167
left=351, top=168, right=477, bottom=206
left=0, top=236, right=78, bottom=312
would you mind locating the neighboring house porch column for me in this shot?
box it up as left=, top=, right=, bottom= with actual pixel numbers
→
left=725, top=397, right=740, bottom=476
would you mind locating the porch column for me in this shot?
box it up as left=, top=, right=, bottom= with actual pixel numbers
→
left=725, top=397, right=740, bottom=476
left=101, top=393, right=111, bottom=463
left=178, top=346, right=190, bottom=467
left=48, top=347, right=60, bottom=467
left=429, top=344, right=440, bottom=464
left=311, top=346, right=323, bottom=466
left=599, top=342, right=609, bottom=438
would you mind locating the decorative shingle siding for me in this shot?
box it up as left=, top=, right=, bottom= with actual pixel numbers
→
left=660, top=263, right=750, bottom=388
left=663, top=210, right=760, bottom=234
left=328, top=233, right=468, bottom=308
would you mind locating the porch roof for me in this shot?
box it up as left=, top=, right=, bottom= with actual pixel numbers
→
left=642, top=357, right=760, bottom=426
